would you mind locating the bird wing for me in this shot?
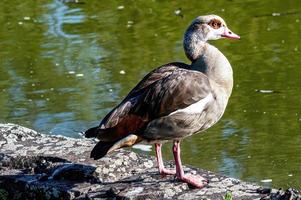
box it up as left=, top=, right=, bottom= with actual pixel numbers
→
left=95, top=62, right=213, bottom=141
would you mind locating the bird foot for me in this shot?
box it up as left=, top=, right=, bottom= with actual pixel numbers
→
left=178, top=174, right=208, bottom=189
left=159, top=168, right=176, bottom=176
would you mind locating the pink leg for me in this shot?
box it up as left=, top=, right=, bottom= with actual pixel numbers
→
left=155, top=143, right=176, bottom=176
left=173, top=140, right=208, bottom=188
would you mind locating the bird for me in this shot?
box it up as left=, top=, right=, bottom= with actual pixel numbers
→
left=85, top=14, right=240, bottom=188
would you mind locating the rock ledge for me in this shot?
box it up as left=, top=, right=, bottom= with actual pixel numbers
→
left=0, top=123, right=299, bottom=200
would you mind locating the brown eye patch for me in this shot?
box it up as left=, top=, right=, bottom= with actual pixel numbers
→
left=208, top=19, right=222, bottom=29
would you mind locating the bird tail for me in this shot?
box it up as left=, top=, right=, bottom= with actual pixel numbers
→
left=90, top=140, right=116, bottom=160
left=84, top=126, right=99, bottom=138
left=90, top=134, right=142, bottom=160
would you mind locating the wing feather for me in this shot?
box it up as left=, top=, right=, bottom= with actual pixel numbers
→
left=96, top=62, right=212, bottom=141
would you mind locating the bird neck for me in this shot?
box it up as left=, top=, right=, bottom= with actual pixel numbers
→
left=183, top=28, right=233, bottom=96
left=188, top=42, right=233, bottom=97
left=183, top=29, right=207, bottom=62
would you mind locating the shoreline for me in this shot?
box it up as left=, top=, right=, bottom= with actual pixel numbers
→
left=0, top=123, right=299, bottom=200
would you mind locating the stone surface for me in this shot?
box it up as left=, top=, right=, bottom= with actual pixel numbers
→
left=0, top=123, right=300, bottom=200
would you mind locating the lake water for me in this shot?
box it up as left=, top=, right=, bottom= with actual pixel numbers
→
left=0, top=0, right=300, bottom=189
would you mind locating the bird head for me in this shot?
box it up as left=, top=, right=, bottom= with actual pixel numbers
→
left=187, top=15, right=240, bottom=41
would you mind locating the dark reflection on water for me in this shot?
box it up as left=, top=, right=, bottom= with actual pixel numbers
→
left=0, top=0, right=301, bottom=189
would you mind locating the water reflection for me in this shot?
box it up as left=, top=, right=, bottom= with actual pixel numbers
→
left=219, top=151, right=243, bottom=178
left=44, top=0, right=84, bottom=39
left=24, top=0, right=117, bottom=136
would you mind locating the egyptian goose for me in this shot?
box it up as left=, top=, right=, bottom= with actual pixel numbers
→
left=85, top=14, right=240, bottom=188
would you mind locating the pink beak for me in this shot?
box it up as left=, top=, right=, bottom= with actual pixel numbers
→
left=221, top=27, right=240, bottom=39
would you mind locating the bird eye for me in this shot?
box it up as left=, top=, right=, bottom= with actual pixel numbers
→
left=208, top=19, right=222, bottom=29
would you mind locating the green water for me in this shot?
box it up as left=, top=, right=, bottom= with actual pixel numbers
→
left=0, top=0, right=301, bottom=189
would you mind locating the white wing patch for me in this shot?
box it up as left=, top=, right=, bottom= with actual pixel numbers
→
left=169, top=93, right=213, bottom=115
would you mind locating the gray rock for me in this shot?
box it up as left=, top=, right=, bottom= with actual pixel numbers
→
left=0, top=123, right=300, bottom=200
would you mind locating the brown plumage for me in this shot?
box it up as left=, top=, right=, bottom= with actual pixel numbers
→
left=86, top=63, right=212, bottom=154
left=85, top=14, right=240, bottom=188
